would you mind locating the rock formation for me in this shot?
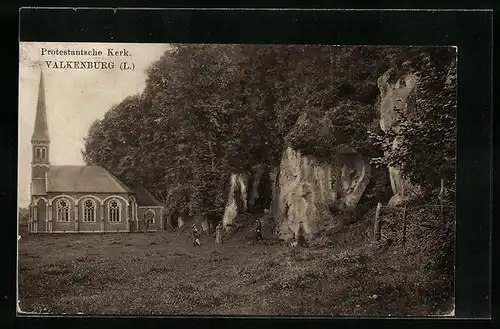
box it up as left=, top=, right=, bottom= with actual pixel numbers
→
left=377, top=69, right=422, bottom=206
left=273, top=146, right=370, bottom=242
left=247, top=164, right=272, bottom=212
left=222, top=173, right=249, bottom=229
left=337, top=148, right=372, bottom=210
left=269, top=167, right=280, bottom=214
left=220, top=67, right=431, bottom=241
left=222, top=164, right=276, bottom=230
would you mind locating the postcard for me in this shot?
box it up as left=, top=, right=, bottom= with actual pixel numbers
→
left=18, top=41, right=456, bottom=316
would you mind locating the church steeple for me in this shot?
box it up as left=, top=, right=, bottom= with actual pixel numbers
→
left=31, top=69, right=50, bottom=142
left=31, top=69, right=50, bottom=171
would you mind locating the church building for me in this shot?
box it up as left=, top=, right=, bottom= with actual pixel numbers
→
left=28, top=70, right=164, bottom=233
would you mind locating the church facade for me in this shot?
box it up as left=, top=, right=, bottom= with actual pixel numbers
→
left=28, top=71, right=164, bottom=233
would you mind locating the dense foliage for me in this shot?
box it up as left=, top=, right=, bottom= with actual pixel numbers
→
left=82, top=45, right=457, bottom=220
left=370, top=48, right=457, bottom=199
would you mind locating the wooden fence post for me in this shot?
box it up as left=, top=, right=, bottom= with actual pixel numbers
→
left=374, top=202, right=382, bottom=241
left=402, top=204, right=407, bottom=249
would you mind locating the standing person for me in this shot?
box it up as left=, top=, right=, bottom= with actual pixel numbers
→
left=255, top=219, right=262, bottom=241
left=297, top=222, right=306, bottom=247
left=215, top=222, right=223, bottom=244
left=192, top=224, right=201, bottom=246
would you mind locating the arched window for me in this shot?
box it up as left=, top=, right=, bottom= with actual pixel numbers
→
left=36, top=148, right=41, bottom=160
left=82, top=199, right=96, bottom=222
left=145, top=209, right=155, bottom=224
left=108, top=199, right=121, bottom=222
left=56, top=199, right=70, bottom=222
left=41, top=148, right=46, bottom=160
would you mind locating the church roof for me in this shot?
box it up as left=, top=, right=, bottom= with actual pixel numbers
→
left=134, top=186, right=162, bottom=206
left=46, top=165, right=133, bottom=193
left=31, top=70, right=50, bottom=142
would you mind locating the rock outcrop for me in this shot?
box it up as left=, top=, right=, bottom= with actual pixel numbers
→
left=222, top=173, right=249, bottom=229
left=377, top=69, right=422, bottom=206
left=337, top=149, right=372, bottom=210
left=269, top=167, right=280, bottom=214
left=222, top=164, right=276, bottom=230
left=273, top=146, right=370, bottom=242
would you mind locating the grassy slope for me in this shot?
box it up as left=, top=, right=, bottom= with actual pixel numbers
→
left=17, top=213, right=454, bottom=316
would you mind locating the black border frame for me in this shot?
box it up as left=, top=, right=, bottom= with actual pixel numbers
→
left=4, top=7, right=493, bottom=327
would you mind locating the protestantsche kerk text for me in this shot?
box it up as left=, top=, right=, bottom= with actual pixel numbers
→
left=40, top=47, right=130, bottom=57
left=40, top=47, right=133, bottom=70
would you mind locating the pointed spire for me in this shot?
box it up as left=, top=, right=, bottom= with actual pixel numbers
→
left=31, top=68, right=50, bottom=142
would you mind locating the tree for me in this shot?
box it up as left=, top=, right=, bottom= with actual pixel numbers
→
left=371, top=48, right=457, bottom=198
left=82, top=45, right=456, bottom=222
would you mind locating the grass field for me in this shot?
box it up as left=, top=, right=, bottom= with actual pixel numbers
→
left=17, top=215, right=454, bottom=316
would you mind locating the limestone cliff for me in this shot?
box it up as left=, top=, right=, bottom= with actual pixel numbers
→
left=222, top=173, right=249, bottom=229
left=269, top=167, right=279, bottom=214
left=377, top=69, right=422, bottom=206
left=337, top=149, right=372, bottom=210
left=273, top=146, right=370, bottom=242
left=222, top=165, right=275, bottom=230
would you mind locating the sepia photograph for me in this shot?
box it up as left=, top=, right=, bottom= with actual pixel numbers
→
left=18, top=42, right=457, bottom=316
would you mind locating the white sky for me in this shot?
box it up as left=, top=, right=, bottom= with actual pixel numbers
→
left=18, top=42, right=169, bottom=207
